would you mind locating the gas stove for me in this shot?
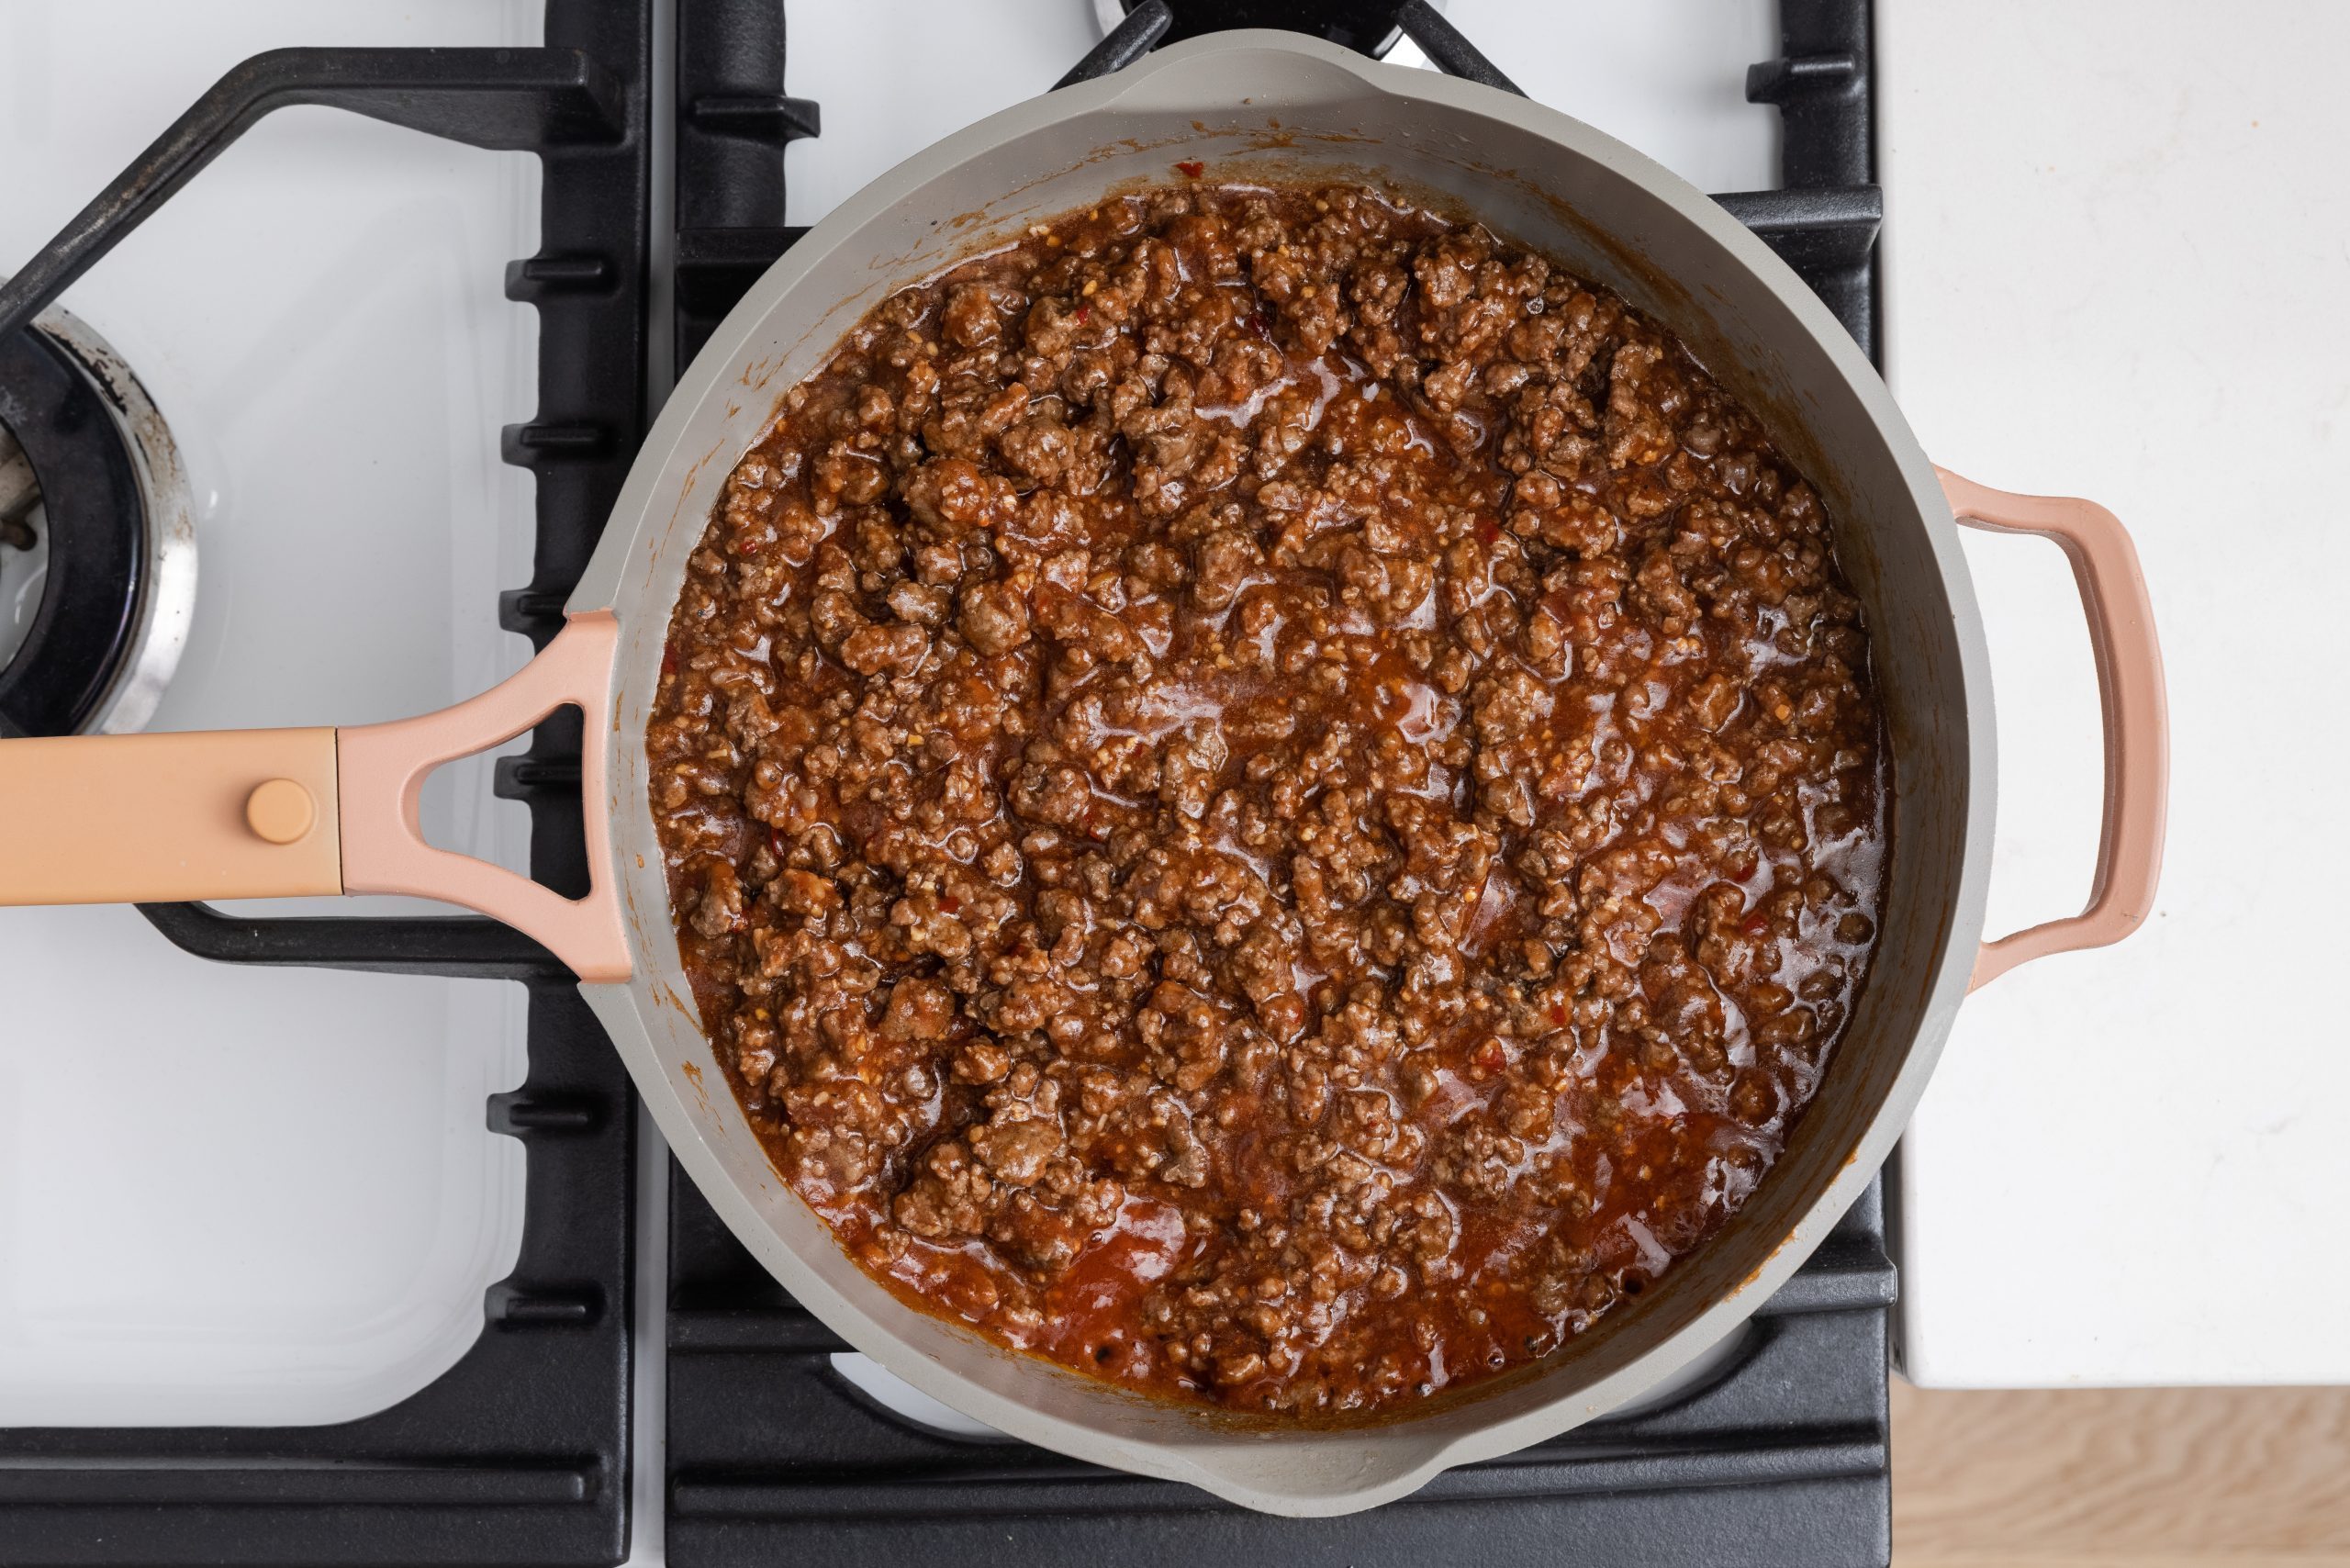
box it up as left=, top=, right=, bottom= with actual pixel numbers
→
left=0, top=4, right=1892, bottom=1563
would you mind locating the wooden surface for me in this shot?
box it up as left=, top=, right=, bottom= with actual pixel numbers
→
left=1893, top=1381, right=2350, bottom=1566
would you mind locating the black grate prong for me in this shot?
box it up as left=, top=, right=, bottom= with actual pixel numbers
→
left=1395, top=0, right=1524, bottom=95
left=1056, top=0, right=1172, bottom=88
left=0, top=48, right=624, bottom=346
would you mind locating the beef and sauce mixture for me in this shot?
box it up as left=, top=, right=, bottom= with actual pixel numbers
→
left=647, top=181, right=1886, bottom=1417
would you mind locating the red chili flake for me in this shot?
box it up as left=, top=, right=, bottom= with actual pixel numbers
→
left=1742, top=913, right=1771, bottom=937
left=661, top=645, right=678, bottom=678
left=767, top=823, right=788, bottom=858
left=939, top=894, right=961, bottom=914
left=1074, top=305, right=1091, bottom=325
left=1472, top=1038, right=1508, bottom=1075
left=1549, top=1004, right=1569, bottom=1026
left=1175, top=160, right=1204, bottom=179
left=1477, top=519, right=1502, bottom=545
left=1248, top=310, right=1272, bottom=339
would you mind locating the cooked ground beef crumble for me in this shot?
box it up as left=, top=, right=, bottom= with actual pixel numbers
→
left=646, top=180, right=1886, bottom=1416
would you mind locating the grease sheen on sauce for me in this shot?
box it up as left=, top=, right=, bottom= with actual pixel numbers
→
left=646, top=182, right=1886, bottom=1416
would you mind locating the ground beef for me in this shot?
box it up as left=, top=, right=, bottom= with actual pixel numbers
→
left=645, top=179, right=1887, bottom=1417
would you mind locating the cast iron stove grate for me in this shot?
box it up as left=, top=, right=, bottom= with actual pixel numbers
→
left=662, top=3, right=1892, bottom=1566
left=0, top=3, right=653, bottom=1563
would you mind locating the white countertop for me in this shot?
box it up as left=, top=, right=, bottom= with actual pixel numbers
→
left=1884, top=0, right=2350, bottom=1386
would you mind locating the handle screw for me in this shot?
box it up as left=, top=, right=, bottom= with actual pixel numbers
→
left=245, top=778, right=316, bottom=845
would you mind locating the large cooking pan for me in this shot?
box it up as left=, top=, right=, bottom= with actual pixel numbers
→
left=0, top=33, right=2166, bottom=1514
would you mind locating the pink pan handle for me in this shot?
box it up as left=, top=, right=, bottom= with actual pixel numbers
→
left=1940, top=468, right=2169, bottom=991
left=0, top=611, right=631, bottom=984
left=340, top=611, right=632, bottom=982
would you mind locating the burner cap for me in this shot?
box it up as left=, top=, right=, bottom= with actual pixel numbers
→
left=0, top=305, right=195, bottom=737
left=1097, top=0, right=1416, bottom=58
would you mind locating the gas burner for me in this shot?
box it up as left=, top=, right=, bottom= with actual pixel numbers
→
left=1093, top=0, right=1422, bottom=58
left=0, top=302, right=194, bottom=737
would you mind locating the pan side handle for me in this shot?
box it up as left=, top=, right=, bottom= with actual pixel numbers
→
left=339, top=611, right=632, bottom=983
left=1941, top=468, right=2169, bottom=991
left=0, top=611, right=632, bottom=982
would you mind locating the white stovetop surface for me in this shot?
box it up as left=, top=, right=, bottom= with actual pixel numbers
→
left=0, top=0, right=543, bottom=1426
left=1884, top=0, right=2350, bottom=1386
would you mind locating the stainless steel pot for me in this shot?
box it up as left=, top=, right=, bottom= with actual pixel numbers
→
left=0, top=32, right=2166, bottom=1514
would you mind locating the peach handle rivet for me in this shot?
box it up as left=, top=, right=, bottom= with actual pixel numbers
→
left=245, top=778, right=316, bottom=846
